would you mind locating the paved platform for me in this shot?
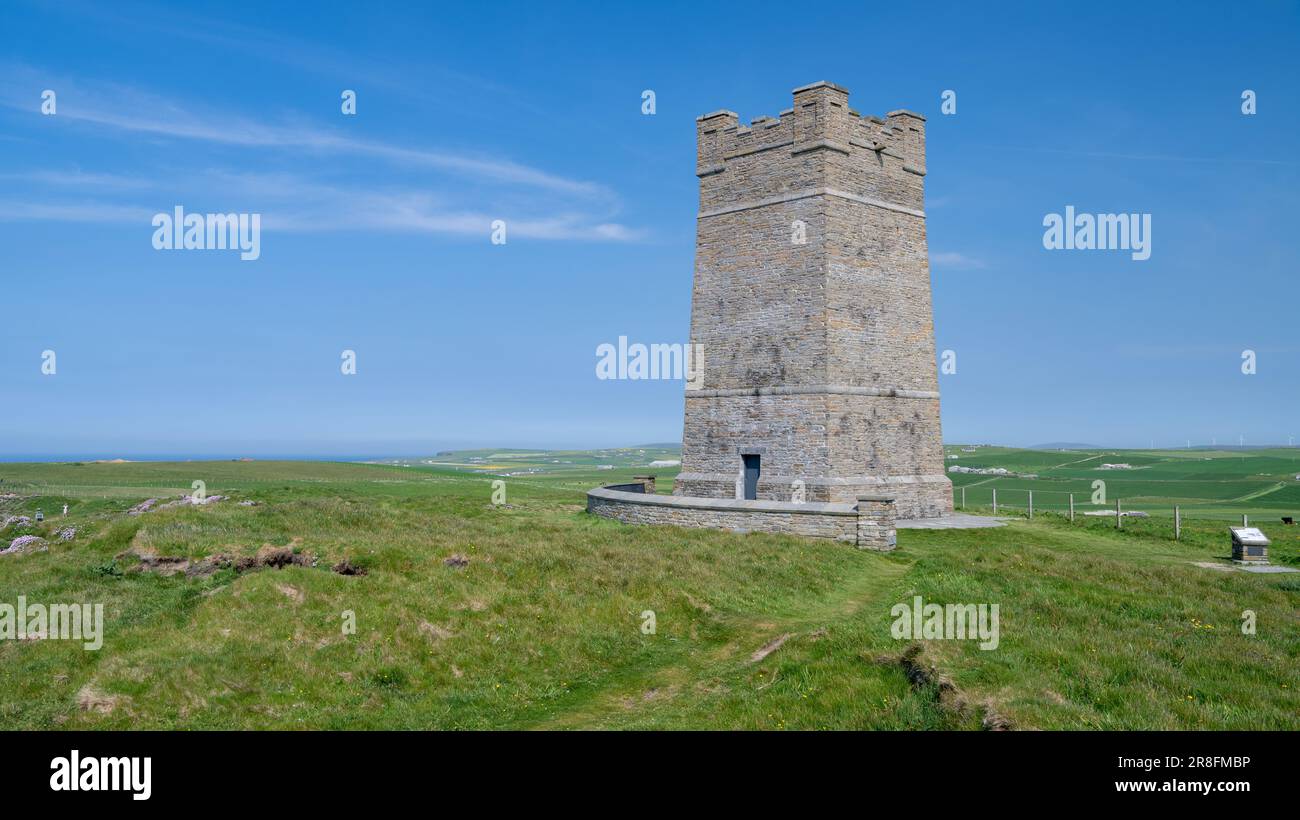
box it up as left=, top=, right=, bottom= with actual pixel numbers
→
left=897, top=513, right=1009, bottom=530
left=1192, top=561, right=1299, bottom=574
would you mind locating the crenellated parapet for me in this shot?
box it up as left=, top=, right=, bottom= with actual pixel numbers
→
left=695, top=82, right=926, bottom=196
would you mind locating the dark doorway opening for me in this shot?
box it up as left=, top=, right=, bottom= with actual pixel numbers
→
left=742, top=454, right=761, bottom=500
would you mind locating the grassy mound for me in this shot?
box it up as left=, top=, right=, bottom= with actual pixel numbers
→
left=0, top=460, right=1295, bottom=729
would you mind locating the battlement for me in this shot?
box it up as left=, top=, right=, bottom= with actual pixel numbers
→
left=695, top=82, right=926, bottom=181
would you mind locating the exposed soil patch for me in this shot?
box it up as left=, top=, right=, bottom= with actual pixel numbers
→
left=235, top=539, right=313, bottom=572
left=246, top=548, right=314, bottom=571
left=76, top=684, right=126, bottom=715
left=981, top=706, right=1014, bottom=731
left=419, top=621, right=454, bottom=642
left=875, top=644, right=1014, bottom=731
left=683, top=592, right=713, bottom=613
left=186, top=555, right=231, bottom=579
left=135, top=554, right=192, bottom=577
left=443, top=554, right=470, bottom=568
left=332, top=557, right=368, bottom=576
left=241, top=546, right=294, bottom=571
left=619, top=685, right=681, bottom=709
left=122, top=538, right=316, bottom=578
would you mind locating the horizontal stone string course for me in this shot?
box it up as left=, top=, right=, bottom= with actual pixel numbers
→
left=723, top=139, right=794, bottom=161
left=686, top=384, right=941, bottom=400
left=671, top=473, right=952, bottom=488
left=697, top=187, right=925, bottom=220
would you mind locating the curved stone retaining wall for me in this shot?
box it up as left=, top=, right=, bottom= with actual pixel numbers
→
left=586, top=486, right=896, bottom=550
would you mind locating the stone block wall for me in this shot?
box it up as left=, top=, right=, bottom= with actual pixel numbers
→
left=587, top=486, right=900, bottom=549
left=675, top=82, right=951, bottom=520
left=856, top=495, right=897, bottom=551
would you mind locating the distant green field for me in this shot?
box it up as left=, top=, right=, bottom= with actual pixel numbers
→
left=363, top=445, right=683, bottom=499
left=7, top=443, right=1295, bottom=526
left=945, top=445, right=1300, bottom=521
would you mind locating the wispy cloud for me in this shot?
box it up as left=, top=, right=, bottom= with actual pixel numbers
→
left=42, top=0, right=531, bottom=112
left=0, top=201, right=154, bottom=223
left=0, top=196, right=643, bottom=241
left=930, top=251, right=986, bottom=270
left=0, top=72, right=606, bottom=197
left=255, top=181, right=645, bottom=241
left=0, top=63, right=642, bottom=241
left=0, top=170, right=646, bottom=241
left=0, top=169, right=150, bottom=188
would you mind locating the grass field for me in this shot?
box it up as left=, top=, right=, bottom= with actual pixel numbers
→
left=945, top=445, right=1300, bottom=521
left=1, top=448, right=1297, bottom=730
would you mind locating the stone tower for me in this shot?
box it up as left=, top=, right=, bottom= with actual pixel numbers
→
left=673, top=82, right=952, bottom=519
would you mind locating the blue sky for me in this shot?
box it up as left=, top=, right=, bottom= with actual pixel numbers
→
left=2, top=0, right=1298, bottom=458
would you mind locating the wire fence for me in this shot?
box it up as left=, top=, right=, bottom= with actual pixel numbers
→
left=951, top=484, right=1284, bottom=538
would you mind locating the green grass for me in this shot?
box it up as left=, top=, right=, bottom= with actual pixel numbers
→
left=946, top=444, right=1300, bottom=520
left=1, top=456, right=1297, bottom=730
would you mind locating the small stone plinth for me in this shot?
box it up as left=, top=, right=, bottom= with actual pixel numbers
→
left=1230, top=527, right=1270, bottom=564
left=856, top=495, right=897, bottom=551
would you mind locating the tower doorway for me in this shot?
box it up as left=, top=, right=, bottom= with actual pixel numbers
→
left=742, top=454, right=761, bottom=500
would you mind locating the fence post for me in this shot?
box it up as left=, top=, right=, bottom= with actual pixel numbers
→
left=1117, top=498, right=1123, bottom=529
left=961, top=487, right=966, bottom=510
left=992, top=489, right=998, bottom=514
left=1175, top=505, right=1181, bottom=540
left=1028, top=490, right=1033, bottom=519
left=1069, top=493, right=1075, bottom=522
left=1242, top=514, right=1248, bottom=527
